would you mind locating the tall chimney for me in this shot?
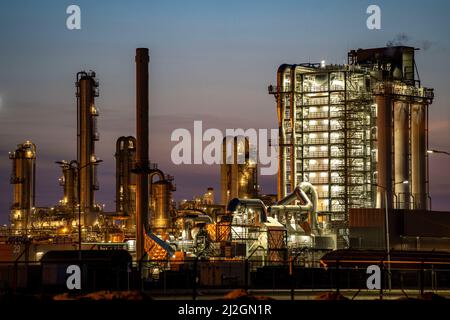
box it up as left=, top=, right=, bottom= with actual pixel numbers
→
left=135, top=48, right=149, bottom=261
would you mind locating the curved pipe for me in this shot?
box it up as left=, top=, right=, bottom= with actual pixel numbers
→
left=300, top=182, right=319, bottom=233
left=115, top=136, right=136, bottom=152
left=299, top=181, right=318, bottom=214
left=269, top=182, right=320, bottom=234
left=149, top=169, right=164, bottom=182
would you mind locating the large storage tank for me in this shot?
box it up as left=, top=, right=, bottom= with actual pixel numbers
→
left=151, top=179, right=175, bottom=231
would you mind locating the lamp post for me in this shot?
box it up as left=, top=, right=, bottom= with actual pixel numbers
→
left=57, top=159, right=103, bottom=257
left=75, top=159, right=102, bottom=255
left=394, top=180, right=410, bottom=209
left=373, top=183, right=390, bottom=293
left=373, top=180, right=408, bottom=293
left=427, top=149, right=449, bottom=209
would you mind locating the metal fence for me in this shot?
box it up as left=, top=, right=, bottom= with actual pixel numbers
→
left=2, top=258, right=450, bottom=299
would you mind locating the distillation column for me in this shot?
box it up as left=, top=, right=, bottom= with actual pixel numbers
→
left=230, top=138, right=240, bottom=200
left=393, top=101, right=409, bottom=208
left=58, top=160, right=78, bottom=207
left=375, top=89, right=393, bottom=208
left=220, top=139, right=229, bottom=205
left=221, top=137, right=241, bottom=205
left=115, top=136, right=137, bottom=229
left=220, top=137, right=258, bottom=206
left=9, top=141, right=36, bottom=233
left=411, top=104, right=427, bottom=209
left=76, top=71, right=100, bottom=225
left=135, top=48, right=150, bottom=260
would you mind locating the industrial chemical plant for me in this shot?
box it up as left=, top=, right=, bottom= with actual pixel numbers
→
left=3, top=45, right=449, bottom=289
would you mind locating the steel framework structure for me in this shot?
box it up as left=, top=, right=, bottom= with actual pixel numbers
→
left=269, top=64, right=377, bottom=243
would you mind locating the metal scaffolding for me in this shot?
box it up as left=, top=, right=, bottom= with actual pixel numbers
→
left=269, top=64, right=377, bottom=242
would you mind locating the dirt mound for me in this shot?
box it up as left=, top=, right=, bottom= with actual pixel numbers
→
left=222, top=289, right=273, bottom=300
left=53, top=291, right=148, bottom=301
left=419, top=292, right=447, bottom=301
left=315, top=292, right=349, bottom=300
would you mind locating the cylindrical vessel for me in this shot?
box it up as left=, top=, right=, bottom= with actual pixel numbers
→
left=77, top=71, right=99, bottom=225
left=220, top=138, right=229, bottom=206
left=230, top=138, right=239, bottom=200
left=151, top=180, right=172, bottom=230
left=411, top=104, right=426, bottom=209
left=393, top=101, right=409, bottom=208
left=245, top=155, right=258, bottom=199
left=115, top=136, right=137, bottom=229
left=376, top=90, right=393, bottom=208
left=64, top=166, right=76, bottom=206
left=60, top=161, right=78, bottom=207
left=9, top=141, right=36, bottom=232
left=135, top=48, right=150, bottom=260
left=221, top=137, right=258, bottom=206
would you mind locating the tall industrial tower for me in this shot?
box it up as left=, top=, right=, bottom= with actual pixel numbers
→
left=57, top=160, right=78, bottom=208
left=135, top=48, right=150, bottom=261
left=115, top=136, right=137, bottom=229
left=350, top=47, right=434, bottom=210
left=9, top=141, right=36, bottom=233
left=76, top=71, right=100, bottom=225
left=269, top=46, right=433, bottom=235
left=220, top=136, right=258, bottom=206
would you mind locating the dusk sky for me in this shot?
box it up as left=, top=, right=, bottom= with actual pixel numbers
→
left=1, top=0, right=450, bottom=224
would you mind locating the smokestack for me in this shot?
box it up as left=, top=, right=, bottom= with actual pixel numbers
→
left=135, top=48, right=150, bottom=261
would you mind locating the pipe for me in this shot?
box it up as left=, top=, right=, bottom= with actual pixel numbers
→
left=276, top=66, right=289, bottom=200
left=376, top=89, right=393, bottom=208
left=135, top=48, right=150, bottom=261
left=393, top=101, right=409, bottom=208
left=299, top=182, right=319, bottom=230
left=289, top=68, right=297, bottom=190
left=411, top=104, right=426, bottom=209
left=269, top=182, right=319, bottom=234
left=220, top=137, right=228, bottom=206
